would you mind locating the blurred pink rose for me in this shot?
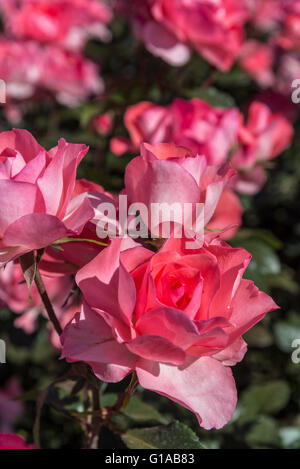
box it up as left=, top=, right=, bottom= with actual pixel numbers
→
left=1, top=0, right=113, bottom=51
left=0, top=433, right=36, bottom=449
left=93, top=113, right=113, bottom=136
left=0, top=129, right=107, bottom=265
left=62, top=236, right=278, bottom=429
left=0, top=39, right=103, bottom=106
left=120, top=0, right=249, bottom=70
left=231, top=101, right=294, bottom=193
left=124, top=142, right=236, bottom=235
left=0, top=261, right=74, bottom=334
left=0, top=378, right=23, bottom=433
left=239, top=40, right=275, bottom=88
left=117, top=98, right=240, bottom=165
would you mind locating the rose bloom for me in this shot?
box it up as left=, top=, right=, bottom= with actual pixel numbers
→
left=38, top=178, right=114, bottom=277
left=124, top=142, right=236, bottom=236
left=0, top=433, right=36, bottom=449
left=0, top=39, right=104, bottom=107
left=206, top=189, right=243, bottom=240
left=239, top=40, right=275, bottom=88
left=120, top=99, right=240, bottom=166
left=62, top=235, right=278, bottom=429
left=0, top=129, right=107, bottom=266
left=1, top=0, right=113, bottom=51
left=231, top=101, right=294, bottom=194
left=119, top=0, right=249, bottom=70
left=0, top=260, right=75, bottom=338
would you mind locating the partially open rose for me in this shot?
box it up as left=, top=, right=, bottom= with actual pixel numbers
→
left=62, top=236, right=278, bottom=429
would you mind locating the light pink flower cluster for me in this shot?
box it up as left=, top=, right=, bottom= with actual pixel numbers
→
left=0, top=39, right=103, bottom=107
left=0, top=0, right=111, bottom=107
left=1, top=0, right=113, bottom=51
left=117, top=0, right=249, bottom=71
left=240, top=0, right=300, bottom=95
left=0, top=128, right=279, bottom=429
left=111, top=97, right=294, bottom=194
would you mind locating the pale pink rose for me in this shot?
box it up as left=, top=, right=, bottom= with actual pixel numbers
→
left=0, top=378, right=23, bottom=433
left=61, top=236, right=278, bottom=429
left=0, top=261, right=74, bottom=334
left=1, top=0, right=113, bottom=51
left=0, top=129, right=107, bottom=266
left=124, top=142, right=236, bottom=235
left=0, top=433, right=36, bottom=449
left=206, top=189, right=243, bottom=240
left=116, top=98, right=240, bottom=165
left=239, top=40, right=275, bottom=88
left=120, top=0, right=249, bottom=70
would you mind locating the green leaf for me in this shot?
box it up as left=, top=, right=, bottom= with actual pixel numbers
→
left=122, top=396, right=168, bottom=424
left=246, top=416, right=280, bottom=449
left=122, top=421, right=205, bottom=449
left=184, top=87, right=235, bottom=108
left=273, top=322, right=300, bottom=353
left=240, top=381, right=291, bottom=420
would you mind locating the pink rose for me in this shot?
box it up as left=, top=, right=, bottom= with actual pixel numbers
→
left=206, top=189, right=243, bottom=240
left=231, top=101, right=294, bottom=193
left=239, top=40, right=275, bottom=88
left=122, top=0, right=249, bottom=70
left=0, top=260, right=74, bottom=335
left=0, top=129, right=105, bottom=266
left=0, top=433, right=36, bottom=449
left=0, top=39, right=104, bottom=106
left=62, top=236, right=278, bottom=429
left=116, top=98, right=240, bottom=166
left=124, top=142, right=236, bottom=235
left=93, top=113, right=113, bottom=136
left=38, top=178, right=114, bottom=277
left=1, top=0, right=113, bottom=51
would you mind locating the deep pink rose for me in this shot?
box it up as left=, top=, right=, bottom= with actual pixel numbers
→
left=0, top=129, right=106, bottom=265
left=61, top=236, right=278, bottom=429
left=121, top=0, right=249, bottom=70
left=124, top=142, right=236, bottom=235
left=1, top=0, right=113, bottom=51
left=0, top=433, right=36, bottom=449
